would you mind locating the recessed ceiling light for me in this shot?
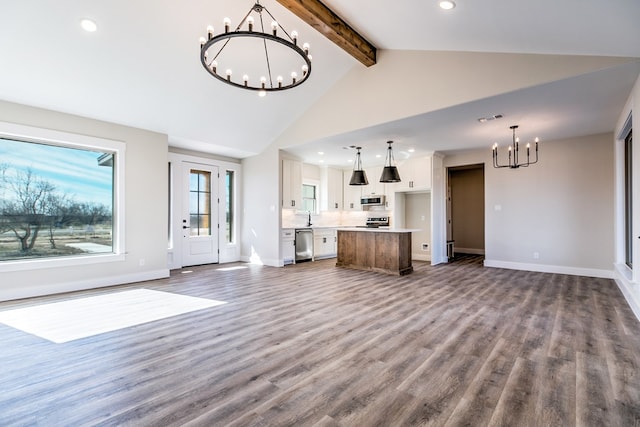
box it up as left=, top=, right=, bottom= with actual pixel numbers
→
left=319, top=159, right=324, bottom=163
left=439, top=1, right=456, bottom=10
left=408, top=148, right=415, bottom=153
left=318, top=151, right=324, bottom=155
left=376, top=154, right=382, bottom=158
left=81, top=18, right=98, bottom=32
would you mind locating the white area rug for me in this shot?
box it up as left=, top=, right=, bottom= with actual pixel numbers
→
left=0, top=289, right=226, bottom=343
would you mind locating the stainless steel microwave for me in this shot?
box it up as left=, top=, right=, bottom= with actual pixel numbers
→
left=360, top=195, right=386, bottom=206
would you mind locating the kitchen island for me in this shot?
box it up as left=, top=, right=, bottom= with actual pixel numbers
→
left=336, top=228, right=417, bottom=275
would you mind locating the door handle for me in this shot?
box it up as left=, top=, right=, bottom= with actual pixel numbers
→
left=183, top=226, right=190, bottom=229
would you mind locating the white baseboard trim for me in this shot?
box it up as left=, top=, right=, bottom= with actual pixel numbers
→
left=314, top=254, right=337, bottom=261
left=483, top=259, right=614, bottom=279
left=412, top=253, right=431, bottom=262
left=0, top=269, right=170, bottom=302
left=455, top=247, right=485, bottom=255
left=613, top=263, right=640, bottom=322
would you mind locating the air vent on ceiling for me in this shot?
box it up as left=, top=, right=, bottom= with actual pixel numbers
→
left=477, top=114, right=504, bottom=123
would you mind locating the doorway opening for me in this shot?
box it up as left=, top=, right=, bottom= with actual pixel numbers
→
left=447, top=164, right=485, bottom=261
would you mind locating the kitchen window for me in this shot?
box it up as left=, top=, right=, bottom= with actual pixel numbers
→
left=302, top=183, right=317, bottom=213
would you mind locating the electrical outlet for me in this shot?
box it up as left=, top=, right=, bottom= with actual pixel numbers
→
left=139, top=258, right=145, bottom=266
left=533, top=252, right=539, bottom=259
left=422, top=243, right=429, bottom=251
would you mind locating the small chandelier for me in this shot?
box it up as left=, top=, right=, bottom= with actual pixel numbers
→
left=492, top=125, right=539, bottom=169
left=349, top=147, right=369, bottom=186
left=199, top=1, right=312, bottom=97
left=380, top=141, right=401, bottom=182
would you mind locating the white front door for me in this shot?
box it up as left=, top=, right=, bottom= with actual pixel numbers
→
left=182, top=162, right=219, bottom=266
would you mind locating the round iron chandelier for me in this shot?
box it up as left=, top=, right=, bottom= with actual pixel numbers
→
left=199, top=1, right=312, bottom=97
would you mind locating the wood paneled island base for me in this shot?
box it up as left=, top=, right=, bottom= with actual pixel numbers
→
left=336, top=228, right=414, bottom=275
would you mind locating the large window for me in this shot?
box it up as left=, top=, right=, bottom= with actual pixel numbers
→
left=625, top=130, right=633, bottom=268
left=0, top=137, right=115, bottom=262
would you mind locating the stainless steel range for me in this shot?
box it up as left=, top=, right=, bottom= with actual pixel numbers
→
left=365, top=216, right=389, bottom=228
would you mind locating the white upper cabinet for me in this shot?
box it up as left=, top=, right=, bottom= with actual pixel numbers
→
left=397, top=156, right=432, bottom=191
left=320, top=167, right=343, bottom=211
left=343, top=169, right=363, bottom=211
left=282, top=158, right=302, bottom=209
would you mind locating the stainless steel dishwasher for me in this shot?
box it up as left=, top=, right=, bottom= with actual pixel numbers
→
left=295, top=228, right=313, bottom=263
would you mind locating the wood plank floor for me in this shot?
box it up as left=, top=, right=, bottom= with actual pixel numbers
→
left=1, top=256, right=639, bottom=426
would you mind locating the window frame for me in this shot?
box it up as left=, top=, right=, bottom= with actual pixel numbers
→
left=0, top=121, right=126, bottom=272
left=302, top=182, right=318, bottom=214
left=624, top=129, right=633, bottom=268
left=189, top=169, right=212, bottom=237
left=225, top=170, right=235, bottom=244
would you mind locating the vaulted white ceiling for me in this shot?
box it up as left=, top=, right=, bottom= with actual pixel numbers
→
left=0, top=0, right=638, bottom=165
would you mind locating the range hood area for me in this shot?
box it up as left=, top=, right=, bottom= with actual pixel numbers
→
left=360, top=195, right=385, bottom=207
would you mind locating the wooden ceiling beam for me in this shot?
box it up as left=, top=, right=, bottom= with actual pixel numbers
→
left=275, top=0, right=377, bottom=67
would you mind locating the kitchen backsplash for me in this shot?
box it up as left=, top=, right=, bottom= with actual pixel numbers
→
left=281, top=209, right=392, bottom=228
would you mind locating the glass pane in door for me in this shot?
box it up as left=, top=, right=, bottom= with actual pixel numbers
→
left=189, top=169, right=211, bottom=236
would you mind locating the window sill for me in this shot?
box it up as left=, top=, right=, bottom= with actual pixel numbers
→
left=0, top=253, right=126, bottom=273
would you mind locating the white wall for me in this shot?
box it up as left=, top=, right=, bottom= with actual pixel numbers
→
left=275, top=51, right=634, bottom=149
left=240, top=146, right=281, bottom=266
left=444, top=132, right=615, bottom=277
left=431, top=154, right=447, bottom=264
left=0, top=100, right=169, bottom=301
left=613, top=74, right=640, bottom=319
left=405, top=193, right=431, bottom=261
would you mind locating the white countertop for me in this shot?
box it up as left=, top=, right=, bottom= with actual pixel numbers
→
left=282, top=226, right=420, bottom=233
left=282, top=225, right=341, bottom=230
left=337, top=227, right=420, bottom=233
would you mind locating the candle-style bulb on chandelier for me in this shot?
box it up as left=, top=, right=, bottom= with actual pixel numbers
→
left=199, top=1, right=312, bottom=97
left=492, top=125, right=539, bottom=169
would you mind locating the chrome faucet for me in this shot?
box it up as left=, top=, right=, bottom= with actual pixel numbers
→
left=307, top=211, right=312, bottom=227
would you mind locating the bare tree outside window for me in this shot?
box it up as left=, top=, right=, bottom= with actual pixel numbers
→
left=0, top=138, right=114, bottom=261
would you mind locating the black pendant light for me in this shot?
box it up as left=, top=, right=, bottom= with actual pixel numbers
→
left=349, top=147, right=369, bottom=186
left=380, top=140, right=401, bottom=183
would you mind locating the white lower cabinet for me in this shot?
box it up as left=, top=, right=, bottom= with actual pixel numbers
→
left=313, top=228, right=337, bottom=259
left=281, top=228, right=295, bottom=265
